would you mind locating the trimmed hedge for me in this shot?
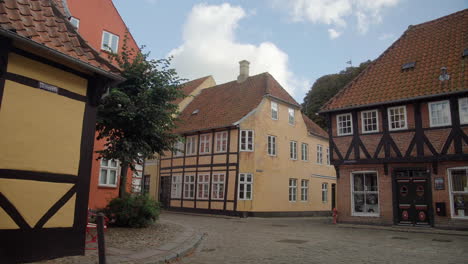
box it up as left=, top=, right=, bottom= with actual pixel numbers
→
left=103, top=194, right=160, bottom=228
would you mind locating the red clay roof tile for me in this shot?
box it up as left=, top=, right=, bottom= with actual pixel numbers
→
left=174, top=73, right=300, bottom=134
left=172, top=76, right=212, bottom=105
left=0, top=0, right=120, bottom=77
left=322, top=9, right=468, bottom=112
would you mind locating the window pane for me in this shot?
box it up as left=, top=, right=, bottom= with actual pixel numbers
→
left=353, top=174, right=364, bottom=191
left=451, top=169, right=467, bottom=192
left=354, top=193, right=365, bottom=213
left=111, top=35, right=118, bottom=52
left=110, top=160, right=117, bottom=167
left=101, top=158, right=108, bottom=167
left=100, top=169, right=107, bottom=184
left=365, top=193, right=379, bottom=214
left=453, top=194, right=468, bottom=217
left=365, top=173, right=378, bottom=191
left=109, top=170, right=117, bottom=184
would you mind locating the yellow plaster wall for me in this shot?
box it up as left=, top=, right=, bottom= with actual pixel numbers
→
left=43, top=194, right=76, bottom=228
left=146, top=159, right=159, bottom=200
left=0, top=207, right=18, bottom=229
left=238, top=98, right=336, bottom=212
left=7, top=53, right=88, bottom=96
left=0, top=81, right=84, bottom=175
left=0, top=179, right=75, bottom=228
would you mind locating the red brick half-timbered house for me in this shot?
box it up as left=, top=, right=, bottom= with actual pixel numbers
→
left=320, top=9, right=468, bottom=229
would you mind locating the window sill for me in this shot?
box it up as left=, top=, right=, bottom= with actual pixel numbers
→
left=98, top=185, right=117, bottom=189
left=451, top=216, right=468, bottom=220
left=352, top=213, right=380, bottom=217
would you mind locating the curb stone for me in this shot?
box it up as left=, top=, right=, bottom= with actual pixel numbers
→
left=145, top=232, right=207, bottom=264
left=337, top=223, right=468, bottom=237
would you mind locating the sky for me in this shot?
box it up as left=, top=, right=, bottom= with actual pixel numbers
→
left=113, top=0, right=467, bottom=103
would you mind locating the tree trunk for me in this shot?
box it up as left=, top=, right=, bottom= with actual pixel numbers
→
left=119, top=163, right=129, bottom=198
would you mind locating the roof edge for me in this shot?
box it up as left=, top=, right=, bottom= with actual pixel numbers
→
left=319, top=89, right=468, bottom=114
left=0, top=28, right=124, bottom=82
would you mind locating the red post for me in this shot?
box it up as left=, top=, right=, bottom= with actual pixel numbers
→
left=332, top=208, right=338, bottom=224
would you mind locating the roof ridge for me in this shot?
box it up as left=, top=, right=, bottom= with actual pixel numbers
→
left=407, top=8, right=467, bottom=31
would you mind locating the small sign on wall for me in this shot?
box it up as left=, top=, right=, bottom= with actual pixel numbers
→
left=434, top=177, right=445, bottom=190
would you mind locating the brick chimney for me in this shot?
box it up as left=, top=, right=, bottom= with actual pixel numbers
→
left=237, top=60, right=250, bottom=83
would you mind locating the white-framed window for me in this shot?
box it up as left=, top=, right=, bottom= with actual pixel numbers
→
left=322, top=183, right=328, bottom=202
left=337, top=113, right=353, bottom=136
left=238, top=173, right=253, bottom=200
left=301, top=143, right=308, bottom=161
left=301, top=180, right=309, bottom=201
left=271, top=101, right=278, bottom=120
left=197, top=174, right=210, bottom=200
left=173, top=140, right=184, bottom=157
left=69, top=17, right=79, bottom=29
left=351, top=171, right=379, bottom=216
left=185, top=136, right=197, bottom=156
left=199, top=134, right=211, bottom=154
left=289, top=178, right=297, bottom=202
left=388, top=106, right=407, bottom=131
left=99, top=158, right=119, bottom=187
left=215, top=131, right=228, bottom=153
left=429, top=100, right=451, bottom=127
left=171, top=174, right=182, bottom=198
left=448, top=167, right=468, bottom=219
left=240, top=130, right=254, bottom=151
left=267, top=135, right=277, bottom=156
left=326, top=148, right=330, bottom=165
left=316, top=144, right=323, bottom=164
left=459, top=97, right=468, bottom=124
left=289, top=141, right=297, bottom=160
left=288, top=108, right=295, bottom=125
left=361, top=110, right=379, bottom=133
left=183, top=174, right=195, bottom=199
left=212, top=173, right=225, bottom=200
left=101, top=31, right=119, bottom=53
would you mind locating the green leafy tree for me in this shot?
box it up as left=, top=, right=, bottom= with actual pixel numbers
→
left=302, top=60, right=372, bottom=129
left=97, top=42, right=185, bottom=197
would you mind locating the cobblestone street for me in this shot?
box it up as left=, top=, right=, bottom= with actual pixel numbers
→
left=163, top=212, right=468, bottom=264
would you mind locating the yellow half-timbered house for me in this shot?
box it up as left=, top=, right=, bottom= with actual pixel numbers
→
left=0, top=1, right=123, bottom=262
left=157, top=61, right=336, bottom=216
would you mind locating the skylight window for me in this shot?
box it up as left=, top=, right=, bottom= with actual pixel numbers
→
left=463, top=49, right=468, bottom=58
left=401, top=62, right=416, bottom=70
left=192, top=109, right=199, bottom=115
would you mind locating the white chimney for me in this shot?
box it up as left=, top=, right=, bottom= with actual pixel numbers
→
left=237, top=60, right=250, bottom=83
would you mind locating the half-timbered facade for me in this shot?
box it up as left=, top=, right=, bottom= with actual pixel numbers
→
left=159, top=61, right=336, bottom=216
left=320, top=10, right=468, bottom=229
left=0, top=1, right=123, bottom=262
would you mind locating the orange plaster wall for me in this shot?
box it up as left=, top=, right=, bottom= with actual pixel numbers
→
left=65, top=0, right=139, bottom=209
left=66, top=0, right=140, bottom=63
left=88, top=132, right=133, bottom=210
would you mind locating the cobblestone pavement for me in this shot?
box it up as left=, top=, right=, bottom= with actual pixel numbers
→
left=162, top=212, right=468, bottom=264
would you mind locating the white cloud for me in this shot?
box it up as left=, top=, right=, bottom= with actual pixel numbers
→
left=378, top=32, right=395, bottom=40
left=274, top=0, right=399, bottom=34
left=168, top=3, right=310, bottom=98
left=328, top=28, right=342, bottom=39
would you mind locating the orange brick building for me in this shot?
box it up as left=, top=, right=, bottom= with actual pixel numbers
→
left=56, top=0, right=141, bottom=209
left=320, top=10, right=468, bottom=229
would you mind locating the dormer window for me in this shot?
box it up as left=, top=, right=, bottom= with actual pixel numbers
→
left=69, top=17, right=79, bottom=29
left=337, top=113, right=353, bottom=136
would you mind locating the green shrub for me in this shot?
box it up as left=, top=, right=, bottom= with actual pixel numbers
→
left=103, top=194, right=160, bottom=228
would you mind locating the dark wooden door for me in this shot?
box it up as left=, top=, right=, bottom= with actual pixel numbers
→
left=159, top=176, right=171, bottom=208
left=331, top=184, right=336, bottom=210
left=394, top=169, right=431, bottom=226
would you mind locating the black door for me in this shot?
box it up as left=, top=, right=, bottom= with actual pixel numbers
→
left=394, top=169, right=431, bottom=226
left=159, top=176, right=171, bottom=208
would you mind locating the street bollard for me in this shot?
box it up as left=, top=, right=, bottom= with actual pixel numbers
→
left=332, top=208, right=338, bottom=224
left=96, top=213, right=106, bottom=264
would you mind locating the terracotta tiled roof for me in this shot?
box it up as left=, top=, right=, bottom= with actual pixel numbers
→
left=173, top=76, right=212, bottom=105
left=322, top=9, right=468, bottom=112
left=174, top=72, right=300, bottom=134
left=302, top=113, right=328, bottom=139
left=0, top=0, right=121, bottom=78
